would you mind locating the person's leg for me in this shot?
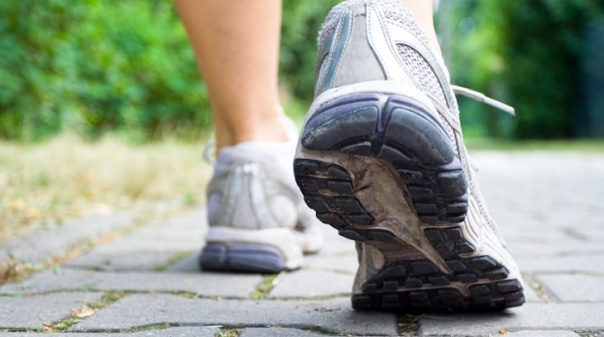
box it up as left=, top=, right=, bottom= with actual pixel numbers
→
left=175, top=0, right=438, bottom=155
left=176, top=0, right=323, bottom=273
left=175, top=0, right=290, bottom=154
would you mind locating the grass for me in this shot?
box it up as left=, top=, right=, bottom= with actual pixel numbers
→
left=250, top=273, right=283, bottom=300
left=0, top=133, right=211, bottom=244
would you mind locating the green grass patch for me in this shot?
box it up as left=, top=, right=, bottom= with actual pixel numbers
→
left=250, top=274, right=283, bottom=300
left=89, top=290, right=129, bottom=310
left=47, top=318, right=83, bottom=332
left=168, top=290, right=199, bottom=299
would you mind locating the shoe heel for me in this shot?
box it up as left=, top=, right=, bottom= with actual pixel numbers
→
left=200, top=243, right=285, bottom=274
left=298, top=90, right=468, bottom=225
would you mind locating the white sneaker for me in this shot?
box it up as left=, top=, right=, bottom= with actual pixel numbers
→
left=201, top=139, right=323, bottom=273
left=294, top=0, right=524, bottom=311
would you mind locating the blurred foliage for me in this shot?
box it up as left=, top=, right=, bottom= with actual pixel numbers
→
left=280, top=0, right=340, bottom=101
left=2, top=0, right=603, bottom=141
left=445, top=0, right=604, bottom=139
left=0, top=0, right=336, bottom=142
left=0, top=0, right=212, bottom=141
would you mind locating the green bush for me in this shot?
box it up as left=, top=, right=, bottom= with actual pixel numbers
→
left=447, top=0, right=604, bottom=139
left=0, top=0, right=212, bottom=141
left=500, top=0, right=604, bottom=139
left=280, top=0, right=340, bottom=102
left=0, top=0, right=338, bottom=142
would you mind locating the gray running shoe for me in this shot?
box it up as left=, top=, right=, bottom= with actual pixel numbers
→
left=294, top=0, right=524, bottom=311
left=201, top=140, right=323, bottom=273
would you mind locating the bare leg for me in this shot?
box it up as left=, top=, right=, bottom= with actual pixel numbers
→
left=175, top=0, right=289, bottom=154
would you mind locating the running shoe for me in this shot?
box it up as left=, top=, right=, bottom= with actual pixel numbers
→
left=294, top=0, right=524, bottom=311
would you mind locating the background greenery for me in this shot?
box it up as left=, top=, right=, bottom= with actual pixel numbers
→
left=1, top=0, right=603, bottom=141
left=442, top=0, right=604, bottom=139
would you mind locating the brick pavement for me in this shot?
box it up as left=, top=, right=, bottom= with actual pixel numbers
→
left=1, top=152, right=603, bottom=337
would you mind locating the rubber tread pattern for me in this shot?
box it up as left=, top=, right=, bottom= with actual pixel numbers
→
left=351, top=226, right=524, bottom=311
left=295, top=158, right=525, bottom=311
left=294, top=160, right=375, bottom=233
left=300, top=93, right=467, bottom=224
left=296, top=92, right=524, bottom=312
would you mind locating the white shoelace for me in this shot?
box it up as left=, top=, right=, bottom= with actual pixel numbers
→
left=451, top=85, right=516, bottom=172
left=452, top=85, right=515, bottom=116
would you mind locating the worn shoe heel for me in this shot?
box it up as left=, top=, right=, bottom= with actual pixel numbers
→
left=295, top=88, right=523, bottom=312
left=294, top=0, right=524, bottom=312
left=296, top=89, right=468, bottom=225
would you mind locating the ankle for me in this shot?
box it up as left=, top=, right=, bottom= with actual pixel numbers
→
left=215, top=113, right=295, bottom=154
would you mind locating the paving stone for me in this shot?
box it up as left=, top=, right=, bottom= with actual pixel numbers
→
left=0, top=327, right=219, bottom=337
left=509, top=242, right=604, bottom=259
left=90, top=232, right=202, bottom=254
left=69, top=294, right=398, bottom=336
left=419, top=303, right=604, bottom=336
left=319, top=224, right=344, bottom=240
left=0, top=268, right=260, bottom=298
left=537, top=273, right=604, bottom=302
left=165, top=252, right=200, bottom=273
left=65, top=251, right=177, bottom=271
left=302, top=254, right=358, bottom=274
left=475, top=153, right=604, bottom=222
left=240, top=327, right=381, bottom=337
left=3, top=152, right=603, bottom=337
left=497, top=223, right=562, bottom=238
left=505, top=331, right=581, bottom=337
left=317, top=225, right=356, bottom=250
left=574, top=227, right=604, bottom=241
left=269, top=270, right=354, bottom=298
left=0, top=292, right=103, bottom=329
left=522, top=280, right=545, bottom=303
left=0, top=211, right=136, bottom=264
left=0, top=206, right=203, bottom=265
left=517, top=255, right=604, bottom=274
left=88, top=210, right=206, bottom=254
left=497, top=225, right=581, bottom=241
left=314, top=238, right=356, bottom=257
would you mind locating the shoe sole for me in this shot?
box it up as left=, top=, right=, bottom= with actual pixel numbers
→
left=294, top=90, right=524, bottom=312
left=199, top=227, right=306, bottom=274
left=200, top=243, right=285, bottom=274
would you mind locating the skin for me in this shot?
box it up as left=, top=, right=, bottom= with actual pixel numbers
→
left=175, top=0, right=439, bottom=154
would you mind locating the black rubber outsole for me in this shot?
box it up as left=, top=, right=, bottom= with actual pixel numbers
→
left=299, top=93, right=467, bottom=224
left=294, top=92, right=524, bottom=312
left=352, top=225, right=524, bottom=312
